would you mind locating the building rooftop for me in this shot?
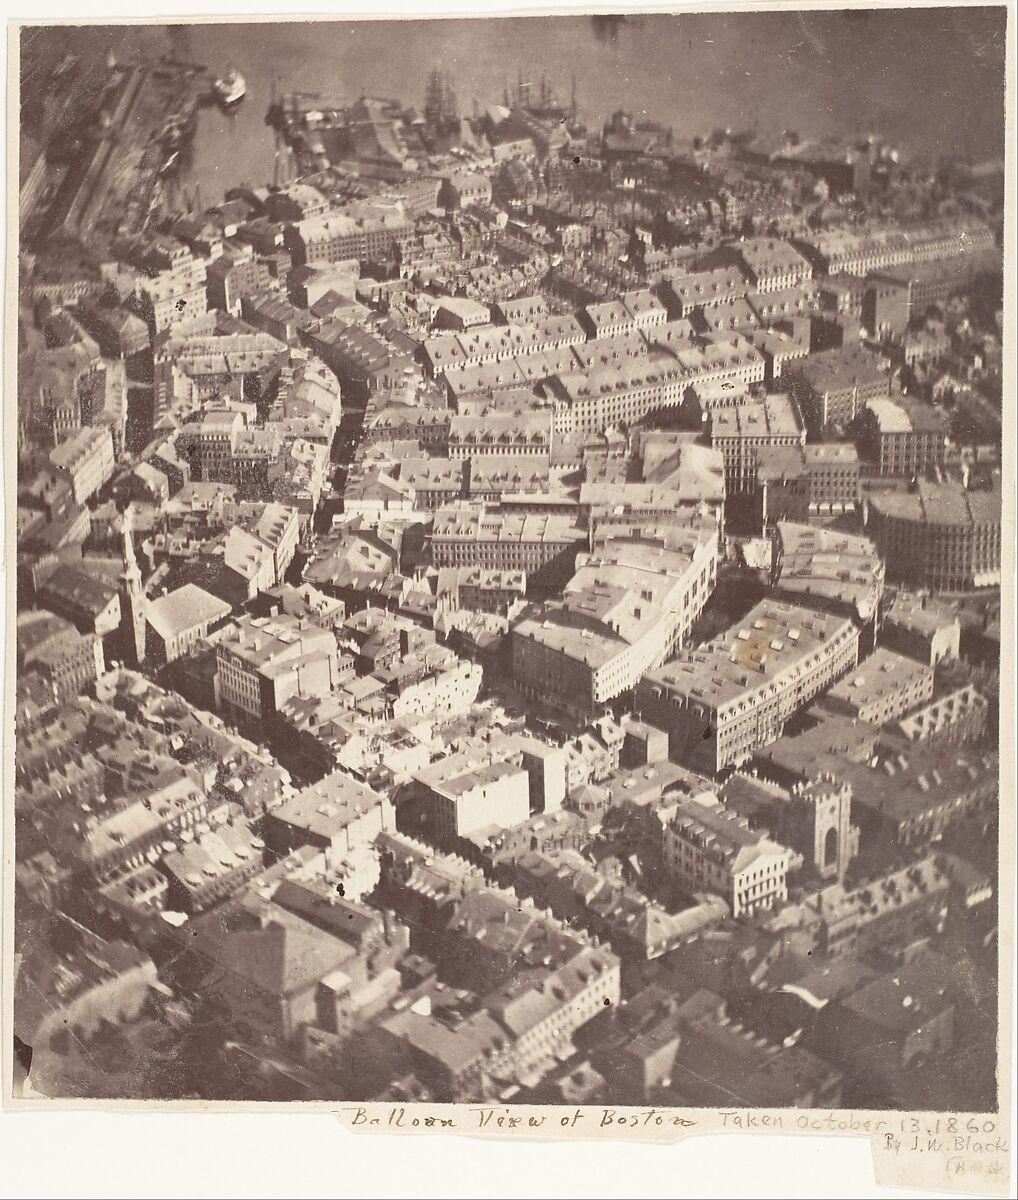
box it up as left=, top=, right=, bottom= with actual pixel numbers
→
left=146, top=584, right=232, bottom=642
left=865, top=396, right=948, bottom=435
left=884, top=592, right=960, bottom=637
left=217, top=613, right=337, bottom=671
left=710, top=393, right=803, bottom=440
left=867, top=480, right=1001, bottom=527
left=514, top=535, right=716, bottom=667
left=825, top=647, right=932, bottom=713
left=773, top=522, right=884, bottom=622
left=644, top=599, right=856, bottom=713
left=272, top=771, right=388, bottom=840
left=785, top=344, right=887, bottom=394
left=432, top=506, right=585, bottom=546
left=666, top=793, right=790, bottom=875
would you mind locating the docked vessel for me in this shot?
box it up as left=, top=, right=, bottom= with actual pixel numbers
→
left=213, top=65, right=246, bottom=108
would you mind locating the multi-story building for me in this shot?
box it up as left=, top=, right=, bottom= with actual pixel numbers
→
left=708, top=393, right=805, bottom=494
left=132, top=256, right=208, bottom=333
left=865, top=482, right=1001, bottom=592
left=465, top=455, right=552, bottom=503
left=284, top=203, right=413, bottom=267
left=797, top=856, right=953, bottom=959
left=309, top=320, right=417, bottom=401
left=152, top=331, right=285, bottom=407
left=748, top=327, right=810, bottom=383
left=819, top=273, right=869, bottom=320
left=48, top=424, right=115, bottom=506
left=784, top=345, right=890, bottom=434
left=191, top=410, right=245, bottom=482
left=423, top=315, right=587, bottom=380
left=263, top=771, right=394, bottom=868
left=16, top=610, right=105, bottom=701
left=229, top=500, right=302, bottom=584
left=436, top=567, right=527, bottom=615
left=756, top=442, right=860, bottom=526
left=395, top=458, right=464, bottom=509
left=387, top=654, right=483, bottom=722
left=420, top=758, right=532, bottom=840
left=511, top=524, right=720, bottom=716
left=832, top=741, right=997, bottom=849
left=438, top=171, right=493, bottom=210
left=580, top=289, right=668, bottom=338
left=263, top=182, right=330, bottom=223
left=161, top=824, right=265, bottom=914
left=881, top=593, right=961, bottom=666
left=240, top=291, right=308, bottom=344
left=448, top=414, right=553, bottom=458
left=893, top=664, right=988, bottom=747
left=362, top=408, right=451, bottom=451
left=656, top=267, right=749, bottom=319
left=856, top=396, right=949, bottom=478
left=822, top=647, right=935, bottom=725
left=770, top=522, right=885, bottom=625
left=865, top=257, right=988, bottom=333
left=549, top=337, right=766, bottom=435
left=728, top=237, right=812, bottom=293
left=661, top=792, right=793, bottom=917
left=637, top=599, right=860, bottom=774
left=796, top=219, right=995, bottom=278
left=433, top=296, right=491, bottom=331
left=77, top=303, right=151, bottom=359
left=205, top=245, right=273, bottom=315
left=430, top=506, right=586, bottom=584
left=214, top=613, right=342, bottom=727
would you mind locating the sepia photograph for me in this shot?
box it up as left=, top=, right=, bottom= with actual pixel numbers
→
left=4, top=4, right=1012, bottom=1177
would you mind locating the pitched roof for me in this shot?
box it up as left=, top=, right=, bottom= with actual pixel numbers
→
left=146, top=584, right=233, bottom=641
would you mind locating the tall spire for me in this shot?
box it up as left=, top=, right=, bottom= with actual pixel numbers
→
left=122, top=504, right=139, bottom=578
left=120, top=504, right=147, bottom=666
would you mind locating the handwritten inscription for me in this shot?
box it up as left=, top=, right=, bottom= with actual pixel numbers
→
left=339, top=1102, right=1010, bottom=1192
left=876, top=1116, right=1009, bottom=1194
left=343, top=1105, right=698, bottom=1131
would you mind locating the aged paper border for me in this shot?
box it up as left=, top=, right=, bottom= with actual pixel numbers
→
left=3, top=2, right=1014, bottom=1195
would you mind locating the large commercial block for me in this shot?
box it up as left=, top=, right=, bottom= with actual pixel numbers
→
left=784, top=345, right=890, bottom=434
left=49, top=425, right=115, bottom=506
left=548, top=337, right=765, bottom=435
left=857, top=397, right=949, bottom=478
left=214, top=613, right=342, bottom=727
left=637, top=599, right=860, bottom=774
left=511, top=523, right=720, bottom=716
left=284, top=204, right=413, bottom=266
left=771, top=523, right=885, bottom=624
left=866, top=482, right=1001, bottom=592
left=796, top=219, right=995, bottom=278
left=728, top=237, right=813, bottom=293
left=708, top=393, right=805, bottom=494
left=822, top=647, right=934, bottom=725
left=448, top=413, right=553, bottom=458
left=756, top=442, right=860, bottom=525
left=423, top=760, right=532, bottom=840
left=430, top=506, right=586, bottom=584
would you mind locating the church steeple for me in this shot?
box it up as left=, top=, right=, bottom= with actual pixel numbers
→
left=120, top=504, right=147, bottom=666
